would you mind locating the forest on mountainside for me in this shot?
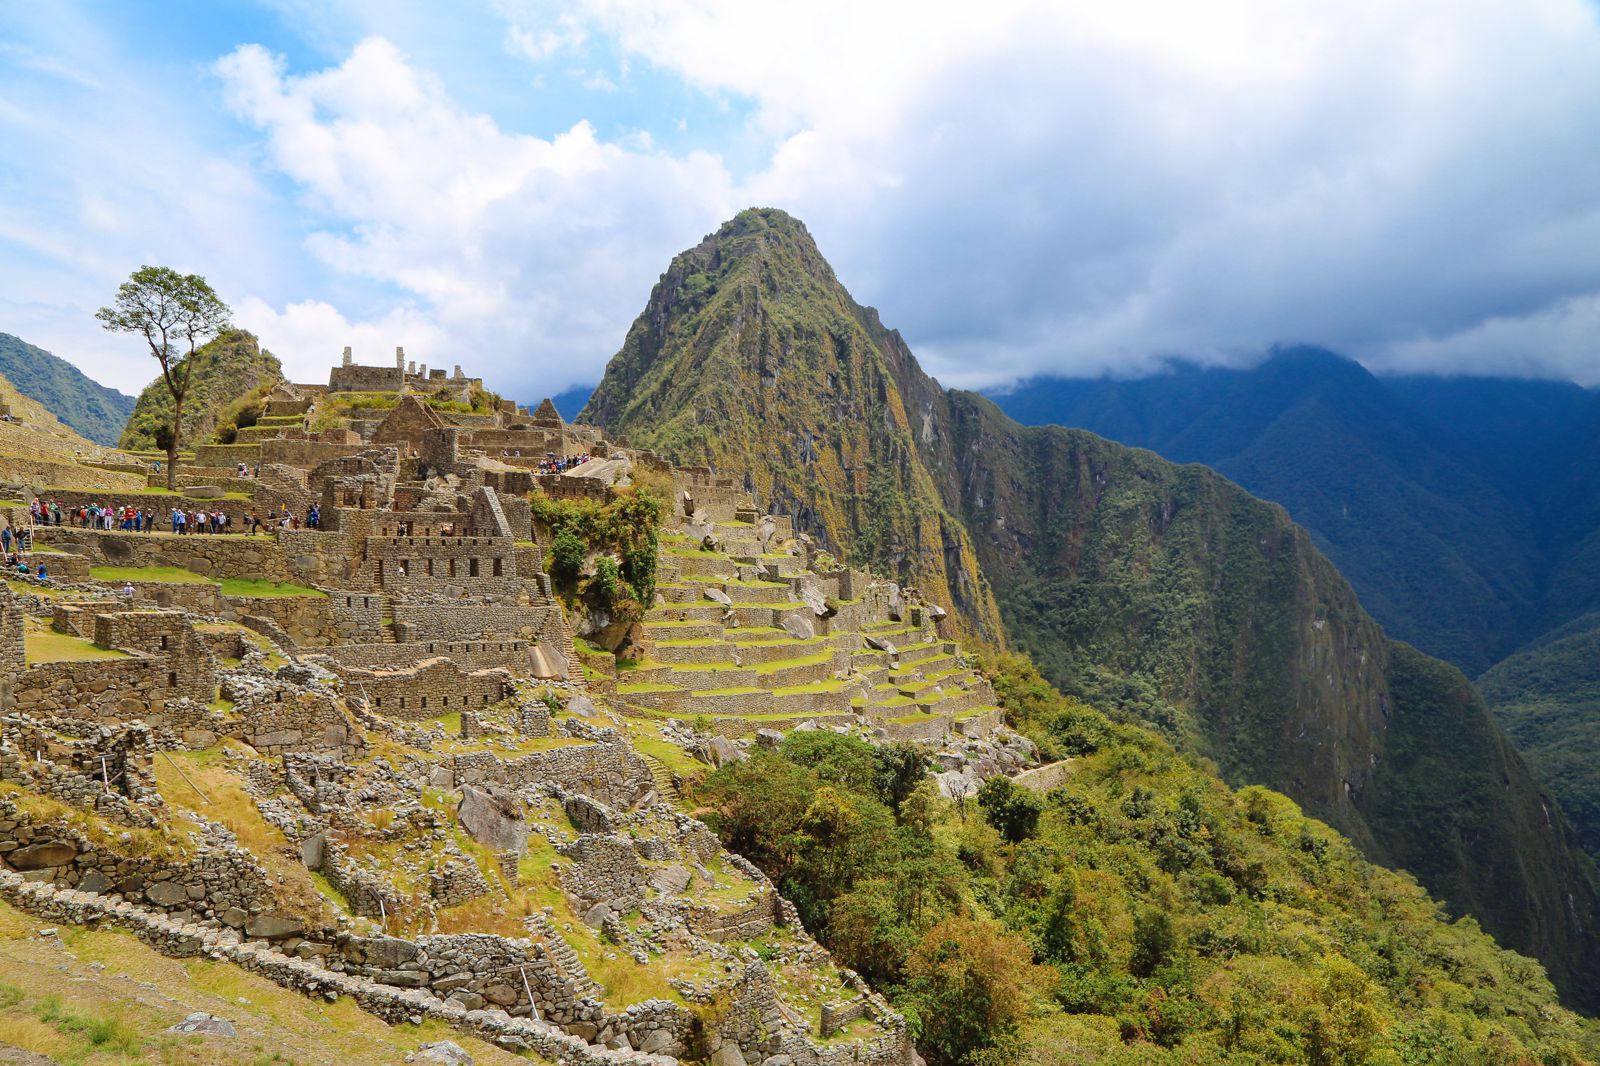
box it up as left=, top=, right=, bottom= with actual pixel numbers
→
left=688, top=654, right=1600, bottom=1065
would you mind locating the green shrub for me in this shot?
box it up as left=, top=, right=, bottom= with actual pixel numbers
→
left=550, top=529, right=585, bottom=584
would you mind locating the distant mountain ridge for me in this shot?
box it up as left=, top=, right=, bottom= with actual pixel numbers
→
left=988, top=349, right=1600, bottom=676
left=0, top=333, right=136, bottom=447
left=582, top=208, right=1600, bottom=1010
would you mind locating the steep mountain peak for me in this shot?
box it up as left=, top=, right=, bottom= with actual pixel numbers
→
left=581, top=210, right=1007, bottom=642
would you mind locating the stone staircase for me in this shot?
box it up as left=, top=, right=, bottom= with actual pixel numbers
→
left=638, top=753, right=683, bottom=808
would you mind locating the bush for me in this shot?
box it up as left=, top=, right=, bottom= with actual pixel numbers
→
left=978, top=776, right=1042, bottom=843
left=594, top=556, right=622, bottom=608
left=550, top=529, right=585, bottom=585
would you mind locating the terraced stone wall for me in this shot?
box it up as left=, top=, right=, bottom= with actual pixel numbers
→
left=40, top=527, right=296, bottom=583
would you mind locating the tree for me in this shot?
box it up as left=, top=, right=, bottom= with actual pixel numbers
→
left=96, top=266, right=231, bottom=490
left=977, top=776, right=1042, bottom=844
left=901, top=916, right=1045, bottom=1065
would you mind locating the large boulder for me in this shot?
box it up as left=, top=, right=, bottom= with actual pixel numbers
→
left=457, top=783, right=528, bottom=854
left=411, top=1041, right=473, bottom=1066
left=704, top=587, right=733, bottom=608
left=779, top=612, right=814, bottom=640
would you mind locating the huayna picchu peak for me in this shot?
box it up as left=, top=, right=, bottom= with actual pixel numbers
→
left=0, top=215, right=1593, bottom=1063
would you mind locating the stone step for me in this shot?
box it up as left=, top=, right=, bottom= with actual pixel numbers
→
left=730, top=637, right=832, bottom=665
left=646, top=604, right=725, bottom=624
left=755, top=655, right=842, bottom=689
left=652, top=640, right=742, bottom=666
left=667, top=552, right=739, bottom=579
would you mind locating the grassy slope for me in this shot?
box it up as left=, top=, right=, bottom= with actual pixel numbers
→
left=118, top=331, right=283, bottom=451
left=0, top=334, right=135, bottom=448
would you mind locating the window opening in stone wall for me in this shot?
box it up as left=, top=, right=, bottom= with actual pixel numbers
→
left=493, top=558, right=503, bottom=577
left=469, top=558, right=480, bottom=577
left=167, top=671, right=177, bottom=687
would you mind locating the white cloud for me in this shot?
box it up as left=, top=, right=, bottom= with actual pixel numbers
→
left=9, top=0, right=1600, bottom=399
left=555, top=0, right=1600, bottom=388
left=214, top=37, right=736, bottom=398
left=233, top=296, right=449, bottom=384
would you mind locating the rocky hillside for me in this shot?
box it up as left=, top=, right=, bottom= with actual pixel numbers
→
left=583, top=208, right=1600, bottom=1012
left=0, top=333, right=136, bottom=448
left=119, top=330, right=283, bottom=451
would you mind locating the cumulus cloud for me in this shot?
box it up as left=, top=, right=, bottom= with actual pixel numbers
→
left=10, top=1, right=1600, bottom=396
left=214, top=36, right=735, bottom=397
left=562, top=0, right=1600, bottom=387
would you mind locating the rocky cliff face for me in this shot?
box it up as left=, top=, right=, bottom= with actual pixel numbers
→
left=585, top=207, right=1600, bottom=1011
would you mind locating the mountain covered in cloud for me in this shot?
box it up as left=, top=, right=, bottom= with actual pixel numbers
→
left=989, top=349, right=1600, bottom=677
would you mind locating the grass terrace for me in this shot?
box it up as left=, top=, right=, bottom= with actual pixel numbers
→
left=90, top=565, right=208, bottom=584
left=22, top=618, right=128, bottom=664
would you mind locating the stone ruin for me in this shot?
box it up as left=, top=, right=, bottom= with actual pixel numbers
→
left=0, top=345, right=1064, bottom=1066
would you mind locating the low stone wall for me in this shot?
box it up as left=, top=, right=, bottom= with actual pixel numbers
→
left=0, top=797, right=279, bottom=919
left=350, top=659, right=509, bottom=719
left=15, top=656, right=194, bottom=719
left=221, top=593, right=337, bottom=647
left=0, top=872, right=683, bottom=1066
left=320, top=639, right=530, bottom=674
left=394, top=604, right=565, bottom=643
left=1012, top=759, right=1076, bottom=793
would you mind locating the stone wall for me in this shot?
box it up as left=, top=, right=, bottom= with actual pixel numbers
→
left=16, top=657, right=188, bottom=719
left=393, top=604, right=565, bottom=644
left=39, top=527, right=296, bottom=583
left=452, top=742, right=655, bottom=812
left=0, top=872, right=700, bottom=1066
left=367, top=535, right=523, bottom=598
left=221, top=594, right=337, bottom=647
left=319, top=639, right=531, bottom=675
left=0, top=797, right=280, bottom=919
left=92, top=610, right=216, bottom=701
left=327, top=363, right=404, bottom=393
left=348, top=659, right=509, bottom=720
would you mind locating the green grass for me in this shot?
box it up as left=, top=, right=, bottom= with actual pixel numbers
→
left=91, top=565, right=209, bottom=584
left=23, top=622, right=128, bottom=664
left=771, top=679, right=849, bottom=696
left=220, top=577, right=326, bottom=598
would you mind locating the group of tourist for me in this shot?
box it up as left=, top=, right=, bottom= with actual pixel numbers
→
left=19, top=496, right=319, bottom=536
left=5, top=554, right=49, bottom=581
left=535, top=452, right=593, bottom=475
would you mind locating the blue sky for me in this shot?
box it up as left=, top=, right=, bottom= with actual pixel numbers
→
left=4, top=1, right=1600, bottom=400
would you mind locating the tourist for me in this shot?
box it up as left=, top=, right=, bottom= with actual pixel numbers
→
left=308, top=504, right=319, bottom=529
left=119, top=582, right=134, bottom=602
left=171, top=507, right=184, bottom=535
left=49, top=500, right=61, bottom=526
left=33, top=562, right=47, bottom=583
left=0, top=527, right=9, bottom=554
